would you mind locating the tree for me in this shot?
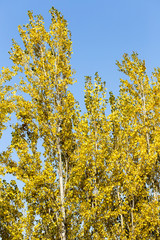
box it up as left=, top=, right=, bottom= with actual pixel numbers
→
left=0, top=6, right=159, bottom=240
left=3, top=7, right=77, bottom=240
left=108, top=52, right=160, bottom=239
left=68, top=73, right=112, bottom=239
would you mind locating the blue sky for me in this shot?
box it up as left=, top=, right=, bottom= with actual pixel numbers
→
left=1, top=0, right=160, bottom=109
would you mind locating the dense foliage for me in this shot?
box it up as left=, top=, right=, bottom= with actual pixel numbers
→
left=0, top=7, right=159, bottom=240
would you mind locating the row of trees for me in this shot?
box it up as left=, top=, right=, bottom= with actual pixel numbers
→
left=0, top=6, right=159, bottom=239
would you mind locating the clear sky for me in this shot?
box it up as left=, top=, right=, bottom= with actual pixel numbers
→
left=1, top=0, right=160, bottom=108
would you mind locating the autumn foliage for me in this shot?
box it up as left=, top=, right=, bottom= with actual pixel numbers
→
left=0, top=7, right=159, bottom=240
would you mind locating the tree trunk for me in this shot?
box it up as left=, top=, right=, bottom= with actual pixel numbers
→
left=57, top=124, right=66, bottom=240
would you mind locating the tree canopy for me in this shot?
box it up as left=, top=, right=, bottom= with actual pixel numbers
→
left=0, top=6, right=159, bottom=240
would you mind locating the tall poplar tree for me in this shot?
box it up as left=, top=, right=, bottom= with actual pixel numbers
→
left=3, top=7, right=77, bottom=240
left=110, top=52, right=160, bottom=239
left=68, top=73, right=112, bottom=239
